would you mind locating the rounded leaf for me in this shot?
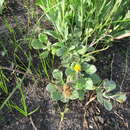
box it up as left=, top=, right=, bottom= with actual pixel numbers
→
left=78, top=90, right=85, bottom=101
left=51, top=47, right=59, bottom=55
left=53, top=42, right=64, bottom=47
left=103, top=79, right=116, bottom=92
left=46, top=83, right=56, bottom=93
left=65, top=68, right=75, bottom=76
left=75, top=78, right=86, bottom=90
left=113, top=92, right=126, bottom=103
left=60, top=97, right=69, bottom=103
left=56, top=47, right=67, bottom=57
left=82, top=63, right=97, bottom=74
left=31, top=39, right=46, bottom=49
left=86, top=64, right=97, bottom=74
left=90, top=74, right=101, bottom=84
left=40, top=51, right=49, bottom=59
left=38, top=33, right=48, bottom=43
left=70, top=90, right=79, bottom=100
left=77, top=46, right=87, bottom=55
left=85, top=78, right=95, bottom=90
left=51, top=91, right=62, bottom=101
left=52, top=69, right=63, bottom=80
left=97, top=94, right=104, bottom=104
left=103, top=99, right=112, bottom=111
left=97, top=92, right=113, bottom=111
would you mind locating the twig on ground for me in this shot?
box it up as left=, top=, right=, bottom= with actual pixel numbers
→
left=0, top=65, right=50, bottom=83
left=83, top=93, right=97, bottom=129
left=30, top=116, right=38, bottom=130
left=120, top=49, right=128, bottom=90
left=83, top=111, right=89, bottom=129
left=114, top=33, right=130, bottom=40
left=85, top=96, right=96, bottom=106
left=58, top=105, right=69, bottom=130
left=114, top=111, right=128, bottom=128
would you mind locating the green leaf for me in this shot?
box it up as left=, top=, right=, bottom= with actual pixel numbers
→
left=85, top=78, right=95, bottom=90
left=36, top=0, right=44, bottom=7
left=38, top=33, right=48, bottom=43
left=82, top=63, right=97, bottom=74
left=86, top=64, right=97, bottom=74
left=51, top=42, right=65, bottom=55
left=69, top=46, right=75, bottom=51
left=89, top=74, right=101, bottom=84
left=52, top=69, right=63, bottom=80
left=70, top=90, right=79, bottom=100
left=65, top=68, right=75, bottom=76
left=97, top=90, right=113, bottom=111
left=31, top=39, right=46, bottom=49
left=61, top=55, right=74, bottom=66
left=113, top=92, right=127, bottom=103
left=39, top=51, right=49, bottom=59
left=60, top=97, right=69, bottom=103
left=46, top=83, right=56, bottom=93
left=78, top=90, right=85, bottom=101
left=53, top=42, right=64, bottom=47
left=51, top=47, right=59, bottom=55
left=28, top=107, right=39, bottom=116
left=82, top=55, right=96, bottom=62
left=10, top=104, right=27, bottom=116
left=56, top=47, right=67, bottom=57
left=103, top=99, right=112, bottom=111
left=97, top=93, right=104, bottom=104
left=51, top=91, right=62, bottom=101
left=75, top=78, right=86, bottom=90
left=103, top=79, right=116, bottom=92
left=77, top=46, right=87, bottom=55
left=44, top=30, right=61, bottom=40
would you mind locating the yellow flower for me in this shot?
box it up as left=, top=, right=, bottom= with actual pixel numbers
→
left=74, top=64, right=81, bottom=72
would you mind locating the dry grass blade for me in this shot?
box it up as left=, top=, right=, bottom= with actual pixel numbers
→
left=86, top=96, right=97, bottom=106
left=114, top=33, right=130, bottom=40
left=30, top=116, right=38, bottom=130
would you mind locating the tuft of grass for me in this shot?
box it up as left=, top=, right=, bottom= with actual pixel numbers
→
left=36, top=0, right=130, bottom=48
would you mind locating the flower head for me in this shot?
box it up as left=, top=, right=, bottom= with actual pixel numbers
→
left=74, top=64, right=81, bottom=72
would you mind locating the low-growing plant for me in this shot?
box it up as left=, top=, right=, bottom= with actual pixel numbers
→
left=31, top=0, right=129, bottom=111
left=31, top=32, right=127, bottom=110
